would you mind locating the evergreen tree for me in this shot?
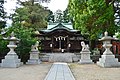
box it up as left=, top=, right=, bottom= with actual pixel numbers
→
left=68, top=0, right=117, bottom=40
left=0, top=0, right=6, bottom=29
left=12, top=0, right=50, bottom=30
left=63, top=8, right=70, bottom=23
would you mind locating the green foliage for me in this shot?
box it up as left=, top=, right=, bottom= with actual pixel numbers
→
left=0, top=35, right=8, bottom=55
left=0, top=0, right=6, bottom=29
left=47, top=10, right=54, bottom=22
left=63, top=8, right=70, bottom=23
left=12, top=0, right=50, bottom=30
left=0, top=21, right=6, bottom=29
left=68, top=0, right=117, bottom=40
left=0, top=0, right=7, bottom=59
left=8, top=26, right=37, bottom=63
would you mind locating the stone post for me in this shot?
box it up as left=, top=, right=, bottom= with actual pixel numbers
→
left=97, top=31, right=120, bottom=67
left=1, top=32, right=23, bottom=68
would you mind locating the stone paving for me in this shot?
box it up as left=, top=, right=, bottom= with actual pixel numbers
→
left=44, top=62, right=75, bottom=80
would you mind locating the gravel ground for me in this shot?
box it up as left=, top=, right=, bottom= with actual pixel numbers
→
left=69, top=63, right=120, bottom=80
left=0, top=62, right=120, bottom=80
left=0, top=62, right=52, bottom=80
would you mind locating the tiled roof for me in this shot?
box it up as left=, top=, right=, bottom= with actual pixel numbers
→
left=47, top=22, right=73, bottom=30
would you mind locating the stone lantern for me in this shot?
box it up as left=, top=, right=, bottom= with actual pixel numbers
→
left=97, top=31, right=120, bottom=67
left=1, top=32, right=23, bottom=68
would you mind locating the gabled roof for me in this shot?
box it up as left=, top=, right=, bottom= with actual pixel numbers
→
left=40, top=22, right=78, bottom=33
left=49, top=23, right=72, bottom=30
left=47, top=22, right=73, bottom=30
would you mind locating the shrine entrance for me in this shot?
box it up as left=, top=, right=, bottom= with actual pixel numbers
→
left=54, top=36, right=68, bottom=52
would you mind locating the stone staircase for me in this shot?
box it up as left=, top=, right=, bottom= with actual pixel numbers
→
left=41, top=53, right=79, bottom=62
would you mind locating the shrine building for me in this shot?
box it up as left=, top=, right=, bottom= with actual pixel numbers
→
left=35, top=22, right=85, bottom=53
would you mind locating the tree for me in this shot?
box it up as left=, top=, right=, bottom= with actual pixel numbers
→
left=47, top=10, right=55, bottom=22
left=68, top=0, right=117, bottom=40
left=0, top=0, right=7, bottom=59
left=17, top=0, right=51, bottom=3
left=5, top=26, right=37, bottom=63
left=12, top=0, right=50, bottom=30
left=9, top=0, right=51, bottom=63
left=0, top=0, right=6, bottom=29
left=63, top=8, right=70, bottom=23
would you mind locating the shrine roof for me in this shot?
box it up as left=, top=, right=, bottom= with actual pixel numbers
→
left=47, top=22, right=73, bottom=30
left=40, top=22, right=78, bottom=33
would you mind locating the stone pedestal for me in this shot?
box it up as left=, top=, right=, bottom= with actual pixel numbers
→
left=1, top=53, right=23, bottom=68
left=27, top=50, right=41, bottom=64
left=78, top=41, right=93, bottom=64
left=97, top=31, right=120, bottom=68
left=1, top=32, right=23, bottom=68
left=97, top=54, right=120, bottom=67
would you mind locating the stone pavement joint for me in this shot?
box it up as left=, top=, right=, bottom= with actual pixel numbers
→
left=44, top=62, right=75, bottom=80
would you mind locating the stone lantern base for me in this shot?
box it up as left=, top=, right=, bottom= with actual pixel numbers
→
left=78, top=50, right=93, bottom=64
left=26, top=50, right=41, bottom=64
left=97, top=54, right=120, bottom=68
left=1, top=54, right=23, bottom=68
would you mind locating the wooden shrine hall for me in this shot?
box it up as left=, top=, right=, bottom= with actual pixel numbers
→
left=35, top=22, right=85, bottom=53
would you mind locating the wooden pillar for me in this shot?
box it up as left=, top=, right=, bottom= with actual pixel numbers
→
left=67, top=36, right=70, bottom=52
left=118, top=43, right=120, bottom=55
left=112, top=41, right=116, bottom=54
left=51, top=36, right=53, bottom=53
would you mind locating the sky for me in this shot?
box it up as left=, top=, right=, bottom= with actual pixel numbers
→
left=45, top=0, right=69, bottom=12
left=4, top=0, right=69, bottom=14
left=4, top=0, right=69, bottom=26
